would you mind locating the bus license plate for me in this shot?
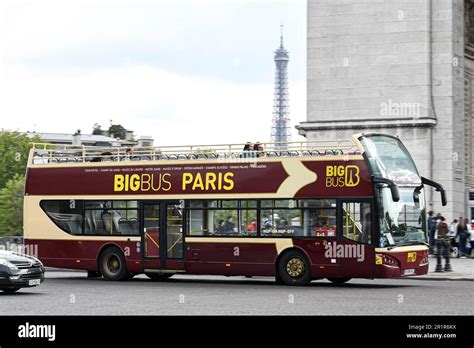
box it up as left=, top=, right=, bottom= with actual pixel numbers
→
left=28, top=279, right=41, bottom=286
left=403, top=269, right=415, bottom=276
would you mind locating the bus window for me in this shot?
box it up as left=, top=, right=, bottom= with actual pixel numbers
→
left=188, top=200, right=218, bottom=208
left=84, top=200, right=139, bottom=236
left=299, top=199, right=336, bottom=208
left=341, top=202, right=372, bottom=244
left=261, top=208, right=302, bottom=237
left=304, top=207, right=337, bottom=237
left=40, top=200, right=84, bottom=235
left=186, top=200, right=257, bottom=237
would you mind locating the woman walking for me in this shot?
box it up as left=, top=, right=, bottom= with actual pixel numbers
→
left=456, top=218, right=469, bottom=258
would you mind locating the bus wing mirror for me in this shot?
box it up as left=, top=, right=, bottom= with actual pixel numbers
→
left=373, top=177, right=400, bottom=202
left=414, top=185, right=421, bottom=204
left=421, top=177, right=447, bottom=206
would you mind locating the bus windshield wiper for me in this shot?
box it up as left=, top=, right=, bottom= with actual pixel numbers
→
left=397, top=241, right=428, bottom=247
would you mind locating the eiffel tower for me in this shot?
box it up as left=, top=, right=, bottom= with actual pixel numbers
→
left=271, top=25, right=291, bottom=148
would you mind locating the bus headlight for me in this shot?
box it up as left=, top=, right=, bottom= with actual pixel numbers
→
left=382, top=254, right=399, bottom=267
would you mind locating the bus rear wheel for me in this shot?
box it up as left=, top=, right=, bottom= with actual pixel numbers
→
left=278, top=250, right=311, bottom=286
left=327, top=278, right=351, bottom=284
left=145, top=273, right=174, bottom=281
left=99, top=247, right=128, bottom=281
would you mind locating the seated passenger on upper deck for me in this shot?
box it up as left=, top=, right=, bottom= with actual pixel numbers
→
left=91, top=152, right=113, bottom=162
left=240, top=142, right=254, bottom=158
left=122, top=148, right=135, bottom=162
left=254, top=142, right=265, bottom=157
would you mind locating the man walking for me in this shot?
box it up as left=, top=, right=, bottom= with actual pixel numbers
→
left=427, top=211, right=437, bottom=254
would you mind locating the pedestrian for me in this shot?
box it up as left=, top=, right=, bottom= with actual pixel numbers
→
left=448, top=219, right=458, bottom=237
left=435, top=216, right=452, bottom=272
left=427, top=211, right=437, bottom=254
left=457, top=218, right=469, bottom=258
left=469, top=221, right=474, bottom=257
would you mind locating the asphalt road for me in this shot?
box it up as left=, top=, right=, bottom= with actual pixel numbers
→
left=1, top=271, right=472, bottom=315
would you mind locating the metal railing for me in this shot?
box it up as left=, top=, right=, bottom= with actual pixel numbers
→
left=30, top=139, right=361, bottom=165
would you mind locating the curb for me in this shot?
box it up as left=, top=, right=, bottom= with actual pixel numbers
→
left=406, top=278, right=474, bottom=281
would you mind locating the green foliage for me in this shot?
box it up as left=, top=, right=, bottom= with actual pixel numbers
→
left=0, top=174, right=25, bottom=236
left=92, top=123, right=104, bottom=135
left=0, top=131, right=41, bottom=190
left=108, top=124, right=127, bottom=140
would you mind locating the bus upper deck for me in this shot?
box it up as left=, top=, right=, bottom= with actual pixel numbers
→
left=29, top=138, right=362, bottom=165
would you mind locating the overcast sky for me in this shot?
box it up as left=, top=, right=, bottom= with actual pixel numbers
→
left=0, top=0, right=306, bottom=146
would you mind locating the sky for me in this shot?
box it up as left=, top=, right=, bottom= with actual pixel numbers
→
left=0, top=0, right=306, bottom=146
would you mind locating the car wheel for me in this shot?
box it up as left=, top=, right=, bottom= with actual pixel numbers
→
left=278, top=250, right=311, bottom=286
left=145, top=273, right=174, bottom=281
left=327, top=278, right=351, bottom=284
left=2, top=287, right=20, bottom=293
left=99, top=247, right=128, bottom=281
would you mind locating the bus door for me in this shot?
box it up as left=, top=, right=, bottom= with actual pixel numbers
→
left=337, top=200, right=375, bottom=278
left=142, top=201, right=185, bottom=272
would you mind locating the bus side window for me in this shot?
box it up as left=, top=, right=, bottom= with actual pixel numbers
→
left=85, top=204, right=105, bottom=234
left=341, top=202, right=372, bottom=244
left=40, top=200, right=84, bottom=235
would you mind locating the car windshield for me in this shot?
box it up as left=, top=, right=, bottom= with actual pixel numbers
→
left=378, top=186, right=427, bottom=246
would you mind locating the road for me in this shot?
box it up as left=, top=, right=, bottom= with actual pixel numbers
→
left=1, top=271, right=472, bottom=315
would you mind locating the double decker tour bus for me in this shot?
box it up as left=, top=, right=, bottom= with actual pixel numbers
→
left=23, top=133, right=446, bottom=285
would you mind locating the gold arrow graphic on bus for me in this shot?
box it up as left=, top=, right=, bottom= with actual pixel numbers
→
left=277, top=158, right=317, bottom=197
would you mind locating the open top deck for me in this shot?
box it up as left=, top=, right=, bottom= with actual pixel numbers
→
left=29, top=138, right=363, bottom=165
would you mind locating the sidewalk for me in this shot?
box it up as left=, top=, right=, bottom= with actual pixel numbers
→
left=414, top=256, right=474, bottom=281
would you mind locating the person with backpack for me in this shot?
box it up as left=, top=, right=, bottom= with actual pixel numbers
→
left=435, top=216, right=452, bottom=272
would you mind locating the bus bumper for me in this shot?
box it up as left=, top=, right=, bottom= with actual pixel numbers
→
left=374, top=248, right=429, bottom=278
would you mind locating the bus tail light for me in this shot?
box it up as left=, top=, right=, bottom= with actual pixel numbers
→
left=382, top=254, right=399, bottom=267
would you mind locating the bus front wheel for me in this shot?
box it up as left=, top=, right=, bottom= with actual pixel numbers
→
left=99, top=247, right=128, bottom=281
left=278, top=250, right=311, bottom=286
left=327, top=278, right=351, bottom=284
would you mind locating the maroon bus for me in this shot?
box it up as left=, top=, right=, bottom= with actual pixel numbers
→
left=24, top=133, right=446, bottom=285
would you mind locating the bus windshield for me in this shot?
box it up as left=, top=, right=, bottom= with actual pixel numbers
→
left=378, top=186, right=427, bottom=247
left=359, top=135, right=427, bottom=246
left=359, top=135, right=420, bottom=185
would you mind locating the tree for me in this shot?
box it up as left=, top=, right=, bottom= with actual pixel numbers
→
left=92, top=123, right=104, bottom=135
left=0, top=131, right=41, bottom=190
left=0, top=174, right=25, bottom=236
left=108, top=124, right=127, bottom=140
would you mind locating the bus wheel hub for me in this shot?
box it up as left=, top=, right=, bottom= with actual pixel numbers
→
left=287, top=258, right=304, bottom=277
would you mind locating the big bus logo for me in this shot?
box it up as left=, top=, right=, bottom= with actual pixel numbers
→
left=325, top=165, right=360, bottom=188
